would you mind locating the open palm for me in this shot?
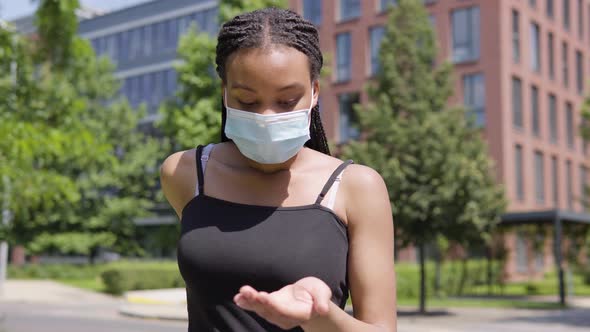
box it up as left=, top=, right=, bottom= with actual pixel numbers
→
left=234, top=276, right=332, bottom=330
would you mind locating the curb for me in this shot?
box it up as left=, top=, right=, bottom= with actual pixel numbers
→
left=118, top=304, right=188, bottom=321
left=126, top=295, right=186, bottom=305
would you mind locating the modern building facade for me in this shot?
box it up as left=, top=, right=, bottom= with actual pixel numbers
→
left=78, top=0, right=218, bottom=121
left=289, top=0, right=590, bottom=281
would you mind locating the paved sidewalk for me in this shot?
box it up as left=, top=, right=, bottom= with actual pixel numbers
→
left=0, top=279, right=120, bottom=305
left=3, top=280, right=590, bottom=332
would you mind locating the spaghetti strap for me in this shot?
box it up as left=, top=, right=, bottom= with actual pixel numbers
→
left=195, top=145, right=205, bottom=196
left=315, top=160, right=354, bottom=205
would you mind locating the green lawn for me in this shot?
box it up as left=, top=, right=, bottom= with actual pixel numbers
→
left=397, top=297, right=565, bottom=310
left=465, top=271, right=590, bottom=297
left=57, top=277, right=106, bottom=293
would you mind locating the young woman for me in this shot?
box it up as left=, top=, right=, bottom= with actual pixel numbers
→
left=160, top=7, right=396, bottom=332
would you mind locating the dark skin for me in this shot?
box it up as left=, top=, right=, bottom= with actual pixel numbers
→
left=160, top=45, right=397, bottom=332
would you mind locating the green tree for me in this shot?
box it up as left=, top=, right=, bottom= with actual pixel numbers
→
left=0, top=0, right=165, bottom=261
left=342, top=0, right=506, bottom=313
left=33, top=0, right=80, bottom=70
left=157, top=0, right=287, bottom=149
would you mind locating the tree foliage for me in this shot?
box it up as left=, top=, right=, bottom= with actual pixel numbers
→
left=0, top=0, right=165, bottom=259
left=341, top=0, right=506, bottom=313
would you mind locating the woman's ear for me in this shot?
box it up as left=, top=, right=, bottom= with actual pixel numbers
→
left=312, top=80, right=320, bottom=108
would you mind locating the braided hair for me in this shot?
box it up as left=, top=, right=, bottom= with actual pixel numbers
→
left=215, top=7, right=330, bottom=156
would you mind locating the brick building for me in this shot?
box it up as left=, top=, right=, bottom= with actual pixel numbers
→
left=288, top=0, right=590, bottom=281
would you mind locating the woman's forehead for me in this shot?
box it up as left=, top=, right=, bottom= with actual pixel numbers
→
left=226, top=46, right=311, bottom=89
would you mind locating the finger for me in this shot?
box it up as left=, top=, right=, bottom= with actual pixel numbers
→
left=240, top=285, right=258, bottom=299
left=235, top=296, right=257, bottom=311
left=235, top=293, right=262, bottom=311
left=308, top=283, right=332, bottom=315
left=256, top=291, right=271, bottom=306
left=236, top=289, right=271, bottom=313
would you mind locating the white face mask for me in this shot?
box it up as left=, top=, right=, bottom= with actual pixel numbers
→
left=224, top=87, right=315, bottom=164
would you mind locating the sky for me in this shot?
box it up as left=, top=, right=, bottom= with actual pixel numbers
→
left=0, top=0, right=152, bottom=21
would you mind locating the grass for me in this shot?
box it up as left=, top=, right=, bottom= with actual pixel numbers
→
left=57, top=277, right=106, bottom=293
left=8, top=259, right=179, bottom=294
left=397, top=297, right=565, bottom=310
left=466, top=271, right=590, bottom=297
left=346, top=295, right=565, bottom=310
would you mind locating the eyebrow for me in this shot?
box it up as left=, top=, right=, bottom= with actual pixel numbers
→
left=231, top=82, right=304, bottom=92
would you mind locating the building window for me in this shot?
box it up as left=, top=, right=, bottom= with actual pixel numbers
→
left=340, top=0, right=361, bottom=21
left=547, top=0, right=554, bottom=18
left=515, top=231, right=528, bottom=273
left=581, top=165, right=588, bottom=210
left=336, top=32, right=352, bottom=82
left=532, top=85, right=540, bottom=136
left=513, top=77, right=523, bottom=129
left=378, top=0, right=397, bottom=12
left=566, top=102, right=574, bottom=149
left=578, top=0, right=584, bottom=38
left=338, top=92, right=360, bottom=143
left=178, top=15, right=190, bottom=36
left=576, top=50, right=584, bottom=94
left=564, top=0, right=570, bottom=30
left=141, top=26, right=152, bottom=57
left=129, top=76, right=139, bottom=107
left=369, top=26, right=386, bottom=76
left=585, top=119, right=590, bottom=156
left=451, top=6, right=480, bottom=63
left=463, top=73, right=485, bottom=127
left=535, top=151, right=545, bottom=203
left=530, top=0, right=537, bottom=7
left=154, top=21, right=165, bottom=55
left=429, top=15, right=436, bottom=37
left=166, top=69, right=177, bottom=97
left=303, top=0, right=322, bottom=25
left=516, top=144, right=525, bottom=201
left=531, top=22, right=541, bottom=72
left=548, top=32, right=555, bottom=79
left=562, top=42, right=569, bottom=88
left=513, top=10, right=520, bottom=63
left=552, top=156, right=559, bottom=207
left=567, top=160, right=573, bottom=210
left=166, top=18, right=179, bottom=50
left=549, top=94, right=558, bottom=143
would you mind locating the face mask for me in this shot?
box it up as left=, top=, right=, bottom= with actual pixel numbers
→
left=224, top=87, right=315, bottom=164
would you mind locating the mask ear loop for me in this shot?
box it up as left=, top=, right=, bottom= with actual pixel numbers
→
left=307, top=87, right=315, bottom=129
left=223, top=88, right=229, bottom=109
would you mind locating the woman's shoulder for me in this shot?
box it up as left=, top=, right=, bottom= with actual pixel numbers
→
left=341, top=162, right=387, bottom=199
left=160, top=148, right=197, bottom=182
left=159, top=147, right=202, bottom=217
left=307, top=149, right=386, bottom=193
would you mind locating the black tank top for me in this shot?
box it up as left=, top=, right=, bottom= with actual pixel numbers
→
left=177, top=145, right=353, bottom=331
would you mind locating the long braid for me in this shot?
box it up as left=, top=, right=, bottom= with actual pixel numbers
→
left=215, top=8, right=330, bottom=155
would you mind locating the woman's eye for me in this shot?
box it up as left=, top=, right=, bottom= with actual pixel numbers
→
left=279, top=99, right=298, bottom=107
left=238, top=101, right=257, bottom=107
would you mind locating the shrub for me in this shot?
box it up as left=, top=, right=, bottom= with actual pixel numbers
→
left=525, top=282, right=540, bottom=295
left=100, top=267, right=185, bottom=295
left=582, top=267, right=590, bottom=286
